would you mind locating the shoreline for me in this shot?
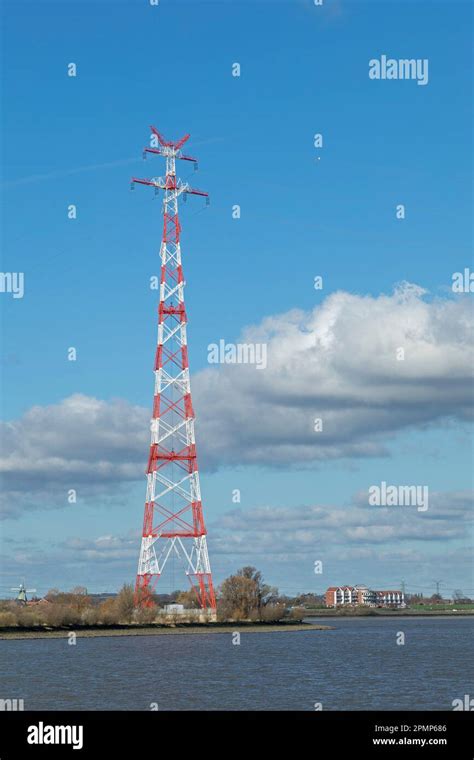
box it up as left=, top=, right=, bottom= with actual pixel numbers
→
left=304, top=610, right=474, bottom=618
left=0, top=622, right=332, bottom=641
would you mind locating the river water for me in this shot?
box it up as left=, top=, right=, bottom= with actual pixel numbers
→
left=1, top=617, right=472, bottom=710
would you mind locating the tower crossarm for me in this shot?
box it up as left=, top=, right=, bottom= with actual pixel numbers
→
left=131, top=176, right=208, bottom=200
left=143, top=148, right=198, bottom=165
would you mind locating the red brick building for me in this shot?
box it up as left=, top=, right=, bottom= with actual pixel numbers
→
left=325, top=586, right=358, bottom=607
left=325, top=584, right=404, bottom=608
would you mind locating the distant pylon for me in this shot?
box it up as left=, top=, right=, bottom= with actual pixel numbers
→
left=131, top=126, right=216, bottom=612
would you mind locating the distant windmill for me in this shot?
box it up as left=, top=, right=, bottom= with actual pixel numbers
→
left=11, top=582, right=37, bottom=603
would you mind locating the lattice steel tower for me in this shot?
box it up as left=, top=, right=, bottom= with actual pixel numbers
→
left=131, top=126, right=216, bottom=612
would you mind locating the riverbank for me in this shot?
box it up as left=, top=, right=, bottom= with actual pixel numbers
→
left=304, top=608, right=474, bottom=617
left=0, top=621, right=332, bottom=640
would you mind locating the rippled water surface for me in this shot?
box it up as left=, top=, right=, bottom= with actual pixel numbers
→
left=1, top=617, right=472, bottom=710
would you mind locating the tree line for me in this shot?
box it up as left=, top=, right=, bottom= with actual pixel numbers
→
left=0, top=567, right=306, bottom=628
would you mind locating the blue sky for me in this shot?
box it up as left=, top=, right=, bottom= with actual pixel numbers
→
left=1, top=0, right=473, bottom=599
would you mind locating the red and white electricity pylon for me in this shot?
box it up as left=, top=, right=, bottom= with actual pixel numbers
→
left=131, top=126, right=216, bottom=612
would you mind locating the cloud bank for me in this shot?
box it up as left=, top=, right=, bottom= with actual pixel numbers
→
left=1, top=283, right=472, bottom=516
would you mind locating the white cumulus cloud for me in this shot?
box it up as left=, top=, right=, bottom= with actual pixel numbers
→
left=1, top=283, right=472, bottom=517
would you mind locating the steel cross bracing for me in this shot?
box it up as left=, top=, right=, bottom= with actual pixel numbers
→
left=131, top=127, right=216, bottom=610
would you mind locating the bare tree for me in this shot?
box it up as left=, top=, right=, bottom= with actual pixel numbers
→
left=114, top=584, right=135, bottom=623
left=219, top=567, right=278, bottom=620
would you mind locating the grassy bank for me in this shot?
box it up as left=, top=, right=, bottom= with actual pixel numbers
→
left=304, top=607, right=474, bottom=617
left=0, top=621, right=332, bottom=640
